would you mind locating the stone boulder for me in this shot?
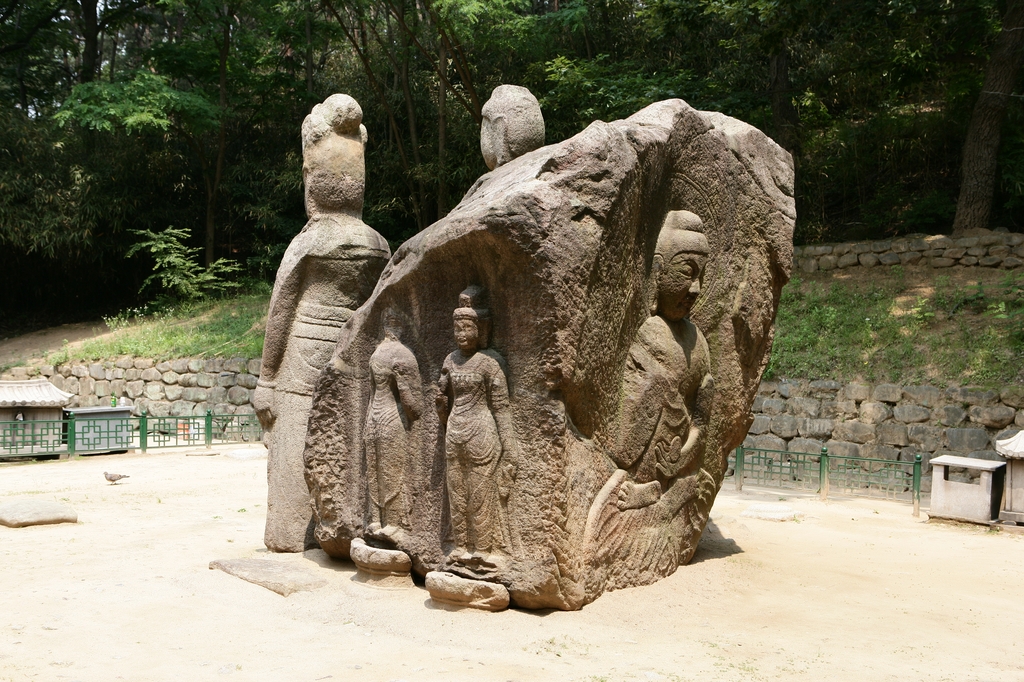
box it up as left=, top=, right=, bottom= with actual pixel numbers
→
left=303, top=99, right=793, bottom=609
left=0, top=500, right=78, bottom=527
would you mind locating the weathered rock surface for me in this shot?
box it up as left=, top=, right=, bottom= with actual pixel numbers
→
left=0, top=500, right=78, bottom=527
left=946, top=427, right=991, bottom=453
left=303, top=99, right=793, bottom=609
left=894, top=404, right=931, bottom=423
left=208, top=558, right=327, bottom=596
left=834, top=421, right=876, bottom=444
left=425, top=571, right=510, bottom=611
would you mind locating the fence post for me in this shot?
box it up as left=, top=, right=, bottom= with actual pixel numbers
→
left=819, top=445, right=830, bottom=501
left=735, top=446, right=745, bottom=491
left=913, top=453, right=922, bottom=518
left=67, top=412, right=76, bottom=458
left=205, top=410, right=213, bottom=449
left=140, top=410, right=148, bottom=453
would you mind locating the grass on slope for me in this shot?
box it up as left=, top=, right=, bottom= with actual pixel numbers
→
left=28, top=264, right=1024, bottom=388
left=766, top=265, right=1024, bottom=387
left=48, top=292, right=270, bottom=363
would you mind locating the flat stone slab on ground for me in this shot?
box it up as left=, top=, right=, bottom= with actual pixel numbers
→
left=209, top=558, right=327, bottom=596
left=425, top=571, right=510, bottom=611
left=0, top=501, right=78, bottom=528
left=740, top=503, right=802, bottom=522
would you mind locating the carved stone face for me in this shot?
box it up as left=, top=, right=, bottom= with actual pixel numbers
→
left=656, top=251, right=707, bottom=322
left=454, top=318, right=480, bottom=354
left=480, top=114, right=506, bottom=171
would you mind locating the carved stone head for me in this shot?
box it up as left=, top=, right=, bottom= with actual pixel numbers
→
left=653, top=210, right=710, bottom=322
left=301, top=93, right=368, bottom=218
left=452, top=285, right=491, bottom=352
left=480, top=85, right=545, bottom=171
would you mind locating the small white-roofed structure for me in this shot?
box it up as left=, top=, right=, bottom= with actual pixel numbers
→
left=996, top=430, right=1024, bottom=525
left=0, top=379, right=73, bottom=457
left=0, top=378, right=73, bottom=409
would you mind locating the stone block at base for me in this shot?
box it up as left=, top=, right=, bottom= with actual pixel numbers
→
left=0, top=501, right=78, bottom=527
left=350, top=538, right=411, bottom=574
left=350, top=538, right=414, bottom=588
left=425, top=571, right=510, bottom=611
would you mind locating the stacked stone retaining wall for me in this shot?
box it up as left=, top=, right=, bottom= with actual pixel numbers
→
left=6, top=356, right=1023, bottom=494
left=744, top=379, right=1024, bottom=491
left=1, top=357, right=261, bottom=418
left=793, top=229, right=1024, bottom=273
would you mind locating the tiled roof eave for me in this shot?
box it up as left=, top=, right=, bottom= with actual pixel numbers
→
left=0, top=379, right=75, bottom=408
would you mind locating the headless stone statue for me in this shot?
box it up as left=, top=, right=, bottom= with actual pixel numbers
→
left=255, top=94, right=390, bottom=552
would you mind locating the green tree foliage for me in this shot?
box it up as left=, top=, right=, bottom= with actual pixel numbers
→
left=126, top=226, right=240, bottom=304
left=1, top=0, right=1023, bottom=328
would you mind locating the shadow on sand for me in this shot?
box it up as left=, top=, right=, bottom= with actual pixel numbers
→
left=688, top=518, right=743, bottom=564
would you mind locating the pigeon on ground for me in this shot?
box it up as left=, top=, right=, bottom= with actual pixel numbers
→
left=104, top=472, right=129, bottom=484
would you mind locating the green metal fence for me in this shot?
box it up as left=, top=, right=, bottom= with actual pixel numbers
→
left=729, top=446, right=922, bottom=516
left=0, top=411, right=262, bottom=459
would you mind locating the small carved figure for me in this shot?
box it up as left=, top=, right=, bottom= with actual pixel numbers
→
left=480, top=85, right=545, bottom=170
left=612, top=210, right=714, bottom=509
left=436, top=286, right=518, bottom=570
left=364, top=308, right=422, bottom=546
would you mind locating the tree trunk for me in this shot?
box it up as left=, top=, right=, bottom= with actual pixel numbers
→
left=206, top=8, right=231, bottom=267
left=398, top=4, right=426, bottom=230
left=15, top=6, right=27, bottom=110
left=437, top=39, right=447, bottom=218
left=952, top=0, right=1024, bottom=236
left=769, top=50, right=800, bottom=159
left=79, top=0, right=99, bottom=82
left=323, top=0, right=419, bottom=211
left=304, top=2, right=314, bottom=98
left=108, top=35, right=117, bottom=80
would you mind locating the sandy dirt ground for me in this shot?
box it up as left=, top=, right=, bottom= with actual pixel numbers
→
left=2, top=446, right=1023, bottom=682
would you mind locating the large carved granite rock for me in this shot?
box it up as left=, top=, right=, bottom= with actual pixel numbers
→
left=255, top=94, right=390, bottom=552
left=304, top=97, right=793, bottom=608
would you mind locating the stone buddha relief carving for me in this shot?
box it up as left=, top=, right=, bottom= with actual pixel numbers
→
left=582, top=210, right=717, bottom=588
left=436, top=286, right=518, bottom=576
left=363, top=307, right=422, bottom=548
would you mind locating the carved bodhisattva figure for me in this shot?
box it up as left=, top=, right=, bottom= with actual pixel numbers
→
left=255, top=94, right=390, bottom=553
left=615, top=210, right=714, bottom=506
left=364, top=309, right=422, bottom=546
left=583, top=210, right=715, bottom=585
left=436, top=287, right=518, bottom=572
